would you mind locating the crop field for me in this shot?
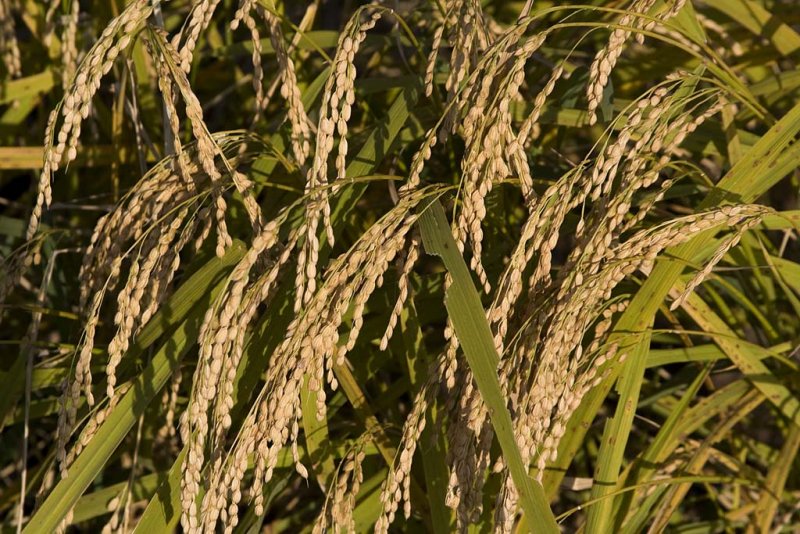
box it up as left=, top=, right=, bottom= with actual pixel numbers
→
left=1, top=0, right=800, bottom=532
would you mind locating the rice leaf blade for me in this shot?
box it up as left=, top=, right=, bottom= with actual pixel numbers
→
left=417, top=200, right=558, bottom=534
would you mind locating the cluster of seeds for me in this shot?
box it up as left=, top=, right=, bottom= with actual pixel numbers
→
left=173, top=0, right=224, bottom=72
left=375, top=377, right=437, bottom=532
left=586, top=0, right=687, bottom=124
left=42, top=0, right=62, bottom=46
left=145, top=27, right=264, bottom=255
left=314, top=444, right=368, bottom=533
left=48, top=134, right=253, bottom=500
left=0, top=0, right=21, bottom=78
left=29, top=0, right=153, bottom=240
left=61, top=0, right=81, bottom=90
left=435, top=0, right=493, bottom=137
left=295, top=8, right=382, bottom=311
left=377, top=49, right=766, bottom=528
left=454, top=30, right=547, bottom=292
left=231, top=0, right=266, bottom=118
left=180, top=186, right=439, bottom=533
left=670, top=215, right=764, bottom=310
left=261, top=5, right=313, bottom=164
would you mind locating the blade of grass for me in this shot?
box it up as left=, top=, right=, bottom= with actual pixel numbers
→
left=417, top=199, right=558, bottom=534
left=703, top=0, right=800, bottom=57
left=0, top=70, right=55, bottom=105
left=648, top=339, right=792, bottom=368
left=669, top=0, right=707, bottom=45
left=71, top=473, right=162, bottom=524
left=301, top=376, right=336, bottom=489
left=748, top=423, right=800, bottom=533
left=0, top=145, right=153, bottom=169
left=558, top=475, right=758, bottom=523
left=646, top=389, right=765, bottom=532
left=615, top=363, right=712, bottom=524
left=584, top=330, right=652, bottom=534
left=677, top=288, right=800, bottom=425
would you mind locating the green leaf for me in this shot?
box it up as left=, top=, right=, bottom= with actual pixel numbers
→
left=670, top=0, right=707, bottom=45
left=417, top=199, right=558, bottom=534
left=647, top=341, right=791, bottom=368
left=301, top=375, right=336, bottom=489
left=703, top=0, right=800, bottom=57
left=616, top=363, right=712, bottom=523
left=584, top=330, right=652, bottom=533
left=0, top=70, right=55, bottom=105
left=751, top=423, right=800, bottom=532
left=644, top=388, right=764, bottom=532
left=72, top=473, right=162, bottom=524
left=133, top=447, right=188, bottom=533
left=679, top=289, right=800, bottom=424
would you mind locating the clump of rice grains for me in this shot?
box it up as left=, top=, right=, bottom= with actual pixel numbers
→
left=376, top=5, right=769, bottom=532
left=0, top=0, right=22, bottom=78
left=28, top=0, right=154, bottom=240
left=18, top=0, right=786, bottom=532
left=295, top=6, right=382, bottom=311
left=586, top=0, right=687, bottom=125
left=45, top=133, right=255, bottom=507
left=181, top=185, right=436, bottom=533
left=60, top=0, right=81, bottom=89
left=314, top=439, right=369, bottom=533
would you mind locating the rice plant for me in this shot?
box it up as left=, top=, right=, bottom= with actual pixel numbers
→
left=1, top=0, right=799, bottom=532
